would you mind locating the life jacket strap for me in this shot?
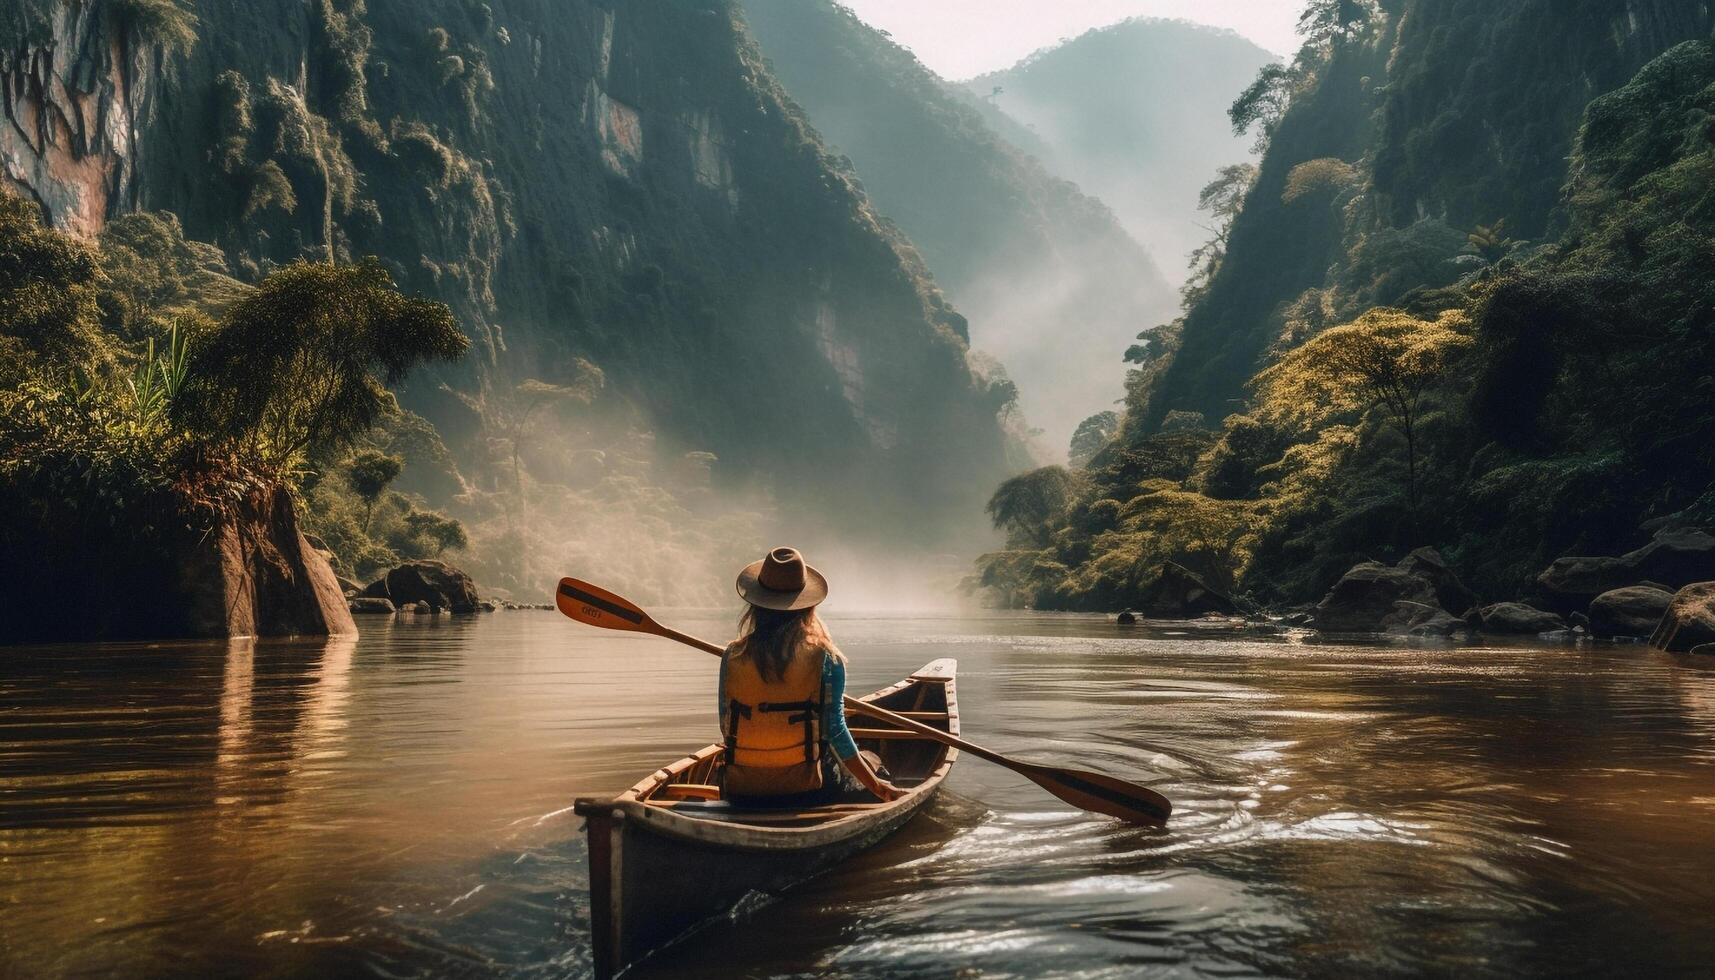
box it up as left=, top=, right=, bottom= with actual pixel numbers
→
left=724, top=698, right=753, bottom=758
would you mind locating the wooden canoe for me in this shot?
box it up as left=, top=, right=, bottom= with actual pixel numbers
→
left=572, top=657, right=959, bottom=978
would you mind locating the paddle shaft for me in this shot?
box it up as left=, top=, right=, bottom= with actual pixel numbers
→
left=554, top=576, right=1170, bottom=824
left=646, top=620, right=1170, bottom=824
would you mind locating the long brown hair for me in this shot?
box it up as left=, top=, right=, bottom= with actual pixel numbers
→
left=733, top=605, right=841, bottom=682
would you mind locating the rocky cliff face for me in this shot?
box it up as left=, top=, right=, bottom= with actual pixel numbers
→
left=3, top=0, right=1016, bottom=545
left=0, top=3, right=158, bottom=235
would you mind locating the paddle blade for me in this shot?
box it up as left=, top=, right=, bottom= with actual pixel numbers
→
left=1019, top=763, right=1172, bottom=826
left=555, top=578, right=655, bottom=634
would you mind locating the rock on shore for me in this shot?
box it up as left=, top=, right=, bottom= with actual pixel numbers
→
left=1536, top=528, right=1715, bottom=612
left=1, top=485, right=354, bottom=643
left=1649, top=583, right=1715, bottom=653
left=1587, top=586, right=1673, bottom=638
left=373, top=560, right=481, bottom=614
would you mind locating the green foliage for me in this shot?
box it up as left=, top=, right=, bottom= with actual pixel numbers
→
left=105, top=0, right=197, bottom=57
left=1255, top=308, right=1471, bottom=509
left=1229, top=63, right=1300, bottom=150
left=346, top=449, right=403, bottom=529
left=126, top=320, right=191, bottom=431
left=1282, top=157, right=1357, bottom=204
left=986, top=466, right=1077, bottom=548
left=997, top=19, right=1715, bottom=608
left=1068, top=411, right=1120, bottom=469
left=174, top=259, right=467, bottom=468
left=0, top=192, right=109, bottom=381
left=400, top=508, right=467, bottom=556
left=1464, top=220, right=1515, bottom=265
left=1296, top=0, right=1378, bottom=48
left=98, top=211, right=246, bottom=336
left=1184, top=163, right=1256, bottom=305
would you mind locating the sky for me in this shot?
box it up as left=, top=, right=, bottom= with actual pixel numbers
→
left=837, top=0, right=1299, bottom=79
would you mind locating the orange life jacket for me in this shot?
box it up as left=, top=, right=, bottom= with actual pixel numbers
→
left=721, top=642, right=826, bottom=797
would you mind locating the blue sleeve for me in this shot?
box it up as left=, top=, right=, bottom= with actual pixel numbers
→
left=823, top=655, right=859, bottom=761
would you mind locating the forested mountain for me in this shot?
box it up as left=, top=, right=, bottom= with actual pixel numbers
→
left=740, top=0, right=1174, bottom=451
left=965, top=19, right=1276, bottom=273
left=977, top=1, right=1715, bottom=610
left=1, top=0, right=1020, bottom=604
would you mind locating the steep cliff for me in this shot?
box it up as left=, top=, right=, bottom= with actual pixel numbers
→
left=2, top=0, right=1016, bottom=551
left=741, top=0, right=1174, bottom=452
left=1148, top=0, right=1715, bottom=426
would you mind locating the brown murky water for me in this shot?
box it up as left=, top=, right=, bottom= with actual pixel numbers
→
left=4, top=611, right=1715, bottom=977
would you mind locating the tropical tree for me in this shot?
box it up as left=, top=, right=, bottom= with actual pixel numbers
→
left=174, top=258, right=467, bottom=468
left=487, top=360, right=605, bottom=497
left=347, top=449, right=403, bottom=530
left=402, top=509, right=468, bottom=556
left=1068, top=411, right=1120, bottom=469
left=1185, top=163, right=1257, bottom=303
left=1229, top=64, right=1299, bottom=151
left=1118, top=481, right=1254, bottom=592
left=0, top=191, right=107, bottom=379
left=1297, top=0, right=1378, bottom=47
left=986, top=466, right=1077, bottom=548
left=1253, top=308, right=1471, bottom=511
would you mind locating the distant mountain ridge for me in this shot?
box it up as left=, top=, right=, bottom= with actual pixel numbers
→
left=966, top=18, right=1277, bottom=275
left=741, top=0, right=1176, bottom=451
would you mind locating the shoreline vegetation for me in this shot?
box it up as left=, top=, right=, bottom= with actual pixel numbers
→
left=969, top=12, right=1715, bottom=657
left=0, top=192, right=469, bottom=643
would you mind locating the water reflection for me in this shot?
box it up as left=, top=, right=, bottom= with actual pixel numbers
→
left=3, top=614, right=1715, bottom=977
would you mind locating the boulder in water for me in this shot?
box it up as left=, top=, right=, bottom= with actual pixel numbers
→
left=1478, top=602, right=1565, bottom=634
left=383, top=560, right=480, bottom=614
left=1313, top=561, right=1440, bottom=633
left=0, top=484, right=353, bottom=642
left=1587, top=586, right=1673, bottom=637
left=1649, top=583, right=1715, bottom=652
left=349, top=597, right=396, bottom=614
left=1396, top=547, right=1479, bottom=616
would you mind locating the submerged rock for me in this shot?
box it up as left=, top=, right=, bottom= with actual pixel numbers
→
left=1649, top=582, right=1715, bottom=652
left=1587, top=586, right=1673, bottom=637
left=1387, top=601, right=1464, bottom=637
left=1478, top=602, right=1565, bottom=634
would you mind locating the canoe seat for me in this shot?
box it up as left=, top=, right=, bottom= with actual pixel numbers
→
left=656, top=783, right=722, bottom=801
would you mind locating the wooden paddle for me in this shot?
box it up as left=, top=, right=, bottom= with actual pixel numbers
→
left=555, top=576, right=1172, bottom=826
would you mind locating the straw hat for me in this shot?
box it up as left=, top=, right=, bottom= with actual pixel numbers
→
left=736, top=547, right=828, bottom=611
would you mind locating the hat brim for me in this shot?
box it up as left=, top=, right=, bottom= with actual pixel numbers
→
left=736, top=560, right=828, bottom=611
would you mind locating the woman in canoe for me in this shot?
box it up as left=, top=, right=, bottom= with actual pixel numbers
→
left=721, top=547, right=903, bottom=805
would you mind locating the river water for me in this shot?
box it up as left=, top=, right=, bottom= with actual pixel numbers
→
left=4, top=611, right=1715, bottom=978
